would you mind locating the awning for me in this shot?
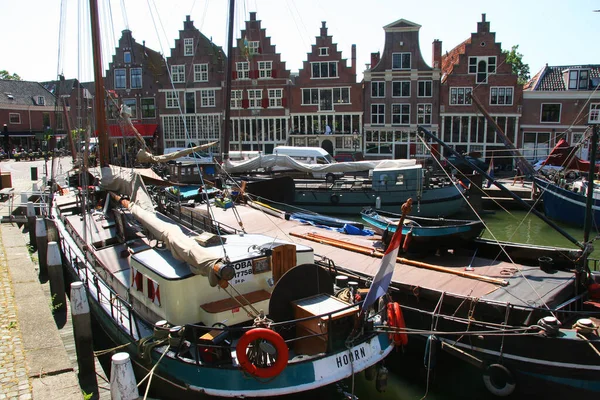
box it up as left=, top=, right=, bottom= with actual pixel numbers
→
left=109, top=124, right=158, bottom=138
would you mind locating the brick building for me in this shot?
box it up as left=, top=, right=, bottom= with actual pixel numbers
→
left=288, top=21, right=362, bottom=155
left=363, top=18, right=441, bottom=160
left=440, top=14, right=522, bottom=170
left=521, top=64, right=600, bottom=161
left=42, top=77, right=93, bottom=141
left=229, top=12, right=291, bottom=154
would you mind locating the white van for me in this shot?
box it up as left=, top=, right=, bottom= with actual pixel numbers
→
left=272, top=146, right=342, bottom=181
left=163, top=147, right=214, bottom=164
left=228, top=151, right=262, bottom=162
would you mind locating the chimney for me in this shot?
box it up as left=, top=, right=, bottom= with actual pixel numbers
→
left=321, top=21, right=328, bottom=37
left=250, top=12, right=257, bottom=21
left=477, top=13, right=489, bottom=33
left=351, top=44, right=356, bottom=76
left=184, top=15, right=193, bottom=29
left=370, top=52, right=380, bottom=69
left=432, top=39, right=442, bottom=69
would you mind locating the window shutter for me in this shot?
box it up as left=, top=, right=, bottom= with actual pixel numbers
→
left=242, top=99, right=249, bottom=109
left=262, top=98, right=269, bottom=108
left=258, top=47, right=262, bottom=54
left=232, top=70, right=237, bottom=80
left=271, top=69, right=277, bottom=78
left=252, top=70, right=259, bottom=79
left=281, top=98, right=287, bottom=107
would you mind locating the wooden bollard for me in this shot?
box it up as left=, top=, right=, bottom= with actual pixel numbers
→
left=26, top=201, right=36, bottom=249
left=35, top=217, right=48, bottom=279
left=70, top=282, right=96, bottom=384
left=110, top=353, right=138, bottom=400
left=47, top=242, right=65, bottom=313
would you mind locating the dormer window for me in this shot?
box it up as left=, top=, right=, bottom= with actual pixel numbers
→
left=6, top=94, right=14, bottom=100
left=124, top=51, right=131, bottom=63
left=319, top=47, right=329, bottom=56
left=568, top=69, right=589, bottom=90
left=37, top=96, right=45, bottom=105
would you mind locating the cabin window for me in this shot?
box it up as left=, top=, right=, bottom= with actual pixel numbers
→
left=540, top=104, right=561, bottom=123
left=141, top=98, right=156, bottom=118
left=392, top=81, right=410, bottom=97
left=172, top=65, right=185, bottom=83
left=200, top=89, right=215, bottom=107
left=184, top=38, right=194, bottom=56
left=114, top=69, right=126, bottom=89
left=450, top=87, right=472, bottom=105
left=130, top=68, right=142, bottom=89
left=372, top=82, right=385, bottom=98
left=392, top=52, right=411, bottom=70
left=418, top=81, right=432, bottom=97
left=490, top=87, right=513, bottom=105
left=589, top=103, right=600, bottom=124
left=194, top=64, right=208, bottom=82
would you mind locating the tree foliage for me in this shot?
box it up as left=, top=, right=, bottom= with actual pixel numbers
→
left=0, top=70, right=22, bottom=81
left=502, top=45, right=530, bottom=85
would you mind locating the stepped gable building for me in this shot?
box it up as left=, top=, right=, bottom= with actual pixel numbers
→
left=363, top=18, right=441, bottom=160
left=229, top=12, right=291, bottom=153
left=440, top=14, right=522, bottom=170
left=105, top=29, right=165, bottom=158
left=160, top=16, right=226, bottom=153
left=522, top=64, right=600, bottom=161
left=0, top=79, right=60, bottom=152
left=288, top=21, right=362, bottom=156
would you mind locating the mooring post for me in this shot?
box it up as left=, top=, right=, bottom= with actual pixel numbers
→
left=110, top=352, right=139, bottom=400
left=35, top=217, right=48, bottom=279
left=26, top=201, right=36, bottom=248
left=70, top=282, right=97, bottom=384
left=47, top=242, right=65, bottom=313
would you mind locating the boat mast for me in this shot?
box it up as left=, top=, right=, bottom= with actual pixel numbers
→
left=89, top=0, right=109, bottom=167
left=222, top=0, right=235, bottom=161
left=583, top=124, right=599, bottom=243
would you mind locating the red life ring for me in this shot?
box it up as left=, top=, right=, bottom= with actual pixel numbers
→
left=387, top=302, right=408, bottom=346
left=236, top=328, right=289, bottom=378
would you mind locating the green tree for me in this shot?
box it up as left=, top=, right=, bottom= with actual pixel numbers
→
left=502, top=45, right=530, bottom=85
left=0, top=70, right=22, bottom=80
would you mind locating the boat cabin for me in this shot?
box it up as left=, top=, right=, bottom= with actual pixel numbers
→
left=371, top=164, right=422, bottom=191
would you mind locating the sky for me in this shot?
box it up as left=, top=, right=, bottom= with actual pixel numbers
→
left=1, top=0, right=599, bottom=83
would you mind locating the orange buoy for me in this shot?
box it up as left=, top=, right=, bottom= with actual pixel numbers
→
left=236, top=328, right=289, bottom=378
left=387, top=302, right=408, bottom=346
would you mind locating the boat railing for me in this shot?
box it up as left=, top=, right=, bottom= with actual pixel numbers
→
left=163, top=202, right=235, bottom=235
left=588, top=257, right=600, bottom=272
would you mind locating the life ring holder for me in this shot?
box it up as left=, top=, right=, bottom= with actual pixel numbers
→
left=386, top=302, right=408, bottom=346
left=236, top=328, right=289, bottom=379
left=482, top=363, right=516, bottom=397
left=330, top=194, right=340, bottom=204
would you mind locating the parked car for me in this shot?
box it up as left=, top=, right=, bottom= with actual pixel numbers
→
left=442, top=155, right=488, bottom=173
left=334, top=152, right=364, bottom=162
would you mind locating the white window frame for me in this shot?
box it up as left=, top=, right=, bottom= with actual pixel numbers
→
left=236, top=62, right=249, bottom=80
left=184, top=38, right=194, bottom=56
left=172, top=65, right=185, bottom=83
left=248, top=89, right=262, bottom=109
left=231, top=90, right=243, bottom=109
left=200, top=89, right=216, bottom=107
left=589, top=103, right=600, bottom=124
left=468, top=56, right=496, bottom=84
left=114, top=68, right=126, bottom=89
left=165, top=91, right=180, bottom=108
left=333, top=87, right=350, bottom=104
left=372, top=82, right=385, bottom=98
left=268, top=88, right=283, bottom=108
left=392, top=52, right=411, bottom=70
left=141, top=97, right=156, bottom=118
left=392, top=104, right=410, bottom=125
left=124, top=51, right=131, bottom=63
left=569, top=69, right=589, bottom=90
left=418, top=81, right=432, bottom=97
left=449, top=87, right=473, bottom=105
left=130, top=68, right=142, bottom=89
left=310, top=61, right=338, bottom=78
left=9, top=113, right=20, bottom=124
left=122, top=98, right=137, bottom=119
left=392, top=81, right=411, bottom=98
left=193, top=64, right=208, bottom=82
left=417, top=103, right=432, bottom=125
left=490, top=87, right=513, bottom=106
left=319, top=47, right=329, bottom=56
left=248, top=41, right=260, bottom=55
left=37, top=96, right=45, bottom=105
left=540, top=103, right=561, bottom=123
left=258, top=61, right=272, bottom=79
left=371, top=104, right=385, bottom=125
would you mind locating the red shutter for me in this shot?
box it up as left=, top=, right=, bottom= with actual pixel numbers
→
left=242, top=99, right=249, bottom=109
left=271, top=69, right=277, bottom=78
left=409, top=144, right=416, bottom=156
left=281, top=98, right=287, bottom=107
left=251, top=70, right=258, bottom=79
left=262, top=98, right=269, bottom=108
left=258, top=47, right=262, bottom=54
left=232, top=70, right=237, bottom=80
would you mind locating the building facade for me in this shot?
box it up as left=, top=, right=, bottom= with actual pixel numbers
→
left=440, top=14, right=522, bottom=170
left=363, top=19, right=441, bottom=160
left=288, top=21, right=362, bottom=156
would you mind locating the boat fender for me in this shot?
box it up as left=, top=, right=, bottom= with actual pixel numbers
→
left=236, top=328, right=289, bottom=378
left=364, top=364, right=377, bottom=381
left=386, top=302, right=408, bottom=346
left=330, top=194, right=340, bottom=204
left=375, top=365, right=388, bottom=392
left=402, top=231, right=412, bottom=252
left=482, top=364, right=515, bottom=397
left=423, top=335, right=438, bottom=370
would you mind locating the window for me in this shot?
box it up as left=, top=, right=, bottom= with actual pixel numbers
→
left=333, top=87, right=350, bottom=104
left=124, top=51, right=131, bottom=63
left=185, top=92, right=195, bottom=113
left=43, top=113, right=50, bottom=127
left=231, top=90, right=243, bottom=109
left=37, top=96, right=45, bottom=105
left=258, top=61, right=272, bottom=78
left=172, top=65, right=185, bottom=83
left=141, top=98, right=156, bottom=118
left=468, top=56, right=496, bottom=83
left=319, top=47, right=329, bottom=56
left=392, top=104, right=410, bottom=125
left=372, top=82, right=385, bottom=97
left=248, top=41, right=260, bottom=55
left=200, top=89, right=215, bottom=107
left=9, top=113, right=20, bottom=124
left=165, top=91, right=179, bottom=108
left=418, top=81, right=432, bottom=97
left=371, top=104, right=384, bottom=125
left=569, top=70, right=589, bottom=90
left=130, top=68, right=142, bottom=89
left=450, top=87, right=473, bottom=105
left=311, top=62, right=338, bottom=78
left=192, top=64, right=209, bottom=82
left=268, top=89, right=283, bottom=107
left=392, top=81, right=410, bottom=97
left=392, top=52, right=411, bottom=70
left=417, top=104, right=432, bottom=125
left=123, top=98, right=137, bottom=119
left=115, top=69, right=126, bottom=89
left=184, top=38, right=194, bottom=56
left=490, top=87, right=513, bottom=105
left=248, top=89, right=262, bottom=109
left=590, top=103, right=600, bottom=124
left=540, top=104, right=561, bottom=123
left=236, top=62, right=249, bottom=79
